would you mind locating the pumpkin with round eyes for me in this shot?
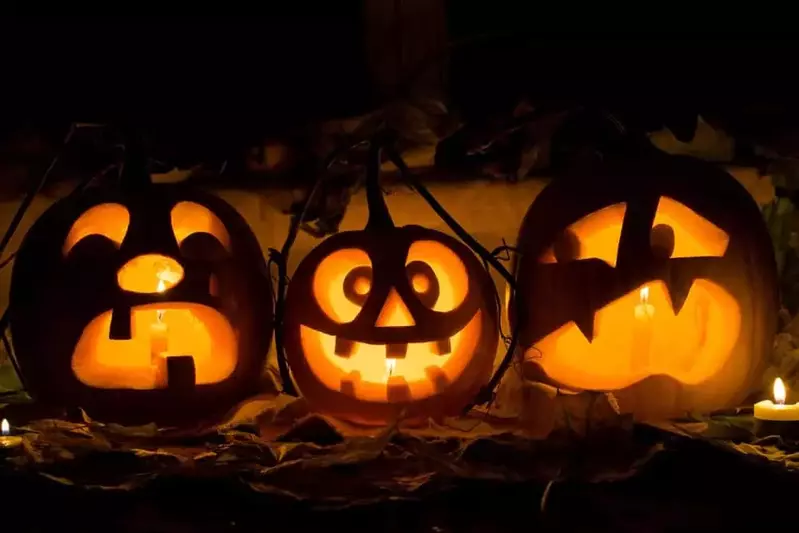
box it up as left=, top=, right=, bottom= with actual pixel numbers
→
left=9, top=181, right=272, bottom=427
left=511, top=153, right=779, bottom=419
left=283, top=225, right=499, bottom=426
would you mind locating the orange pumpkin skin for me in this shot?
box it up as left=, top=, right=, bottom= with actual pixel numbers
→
left=511, top=153, right=778, bottom=419
left=284, top=225, right=499, bottom=426
left=9, top=183, right=272, bottom=427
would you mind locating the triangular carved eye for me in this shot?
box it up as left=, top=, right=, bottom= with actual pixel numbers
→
left=539, top=203, right=627, bottom=267
left=170, top=202, right=231, bottom=252
left=651, top=197, right=729, bottom=258
left=63, top=203, right=130, bottom=255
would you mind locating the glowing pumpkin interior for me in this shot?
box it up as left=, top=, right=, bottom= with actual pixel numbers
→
left=299, top=240, right=483, bottom=402
left=66, top=202, right=238, bottom=390
left=530, top=196, right=741, bottom=391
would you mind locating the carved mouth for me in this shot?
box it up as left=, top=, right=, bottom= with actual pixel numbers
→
left=71, top=303, right=237, bottom=390
left=530, top=279, right=741, bottom=390
left=299, top=312, right=483, bottom=403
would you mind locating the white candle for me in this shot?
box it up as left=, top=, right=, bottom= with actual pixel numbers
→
left=632, top=286, right=655, bottom=373
left=150, top=310, right=168, bottom=361
left=150, top=277, right=168, bottom=363
left=754, top=377, right=799, bottom=421
left=0, top=418, right=22, bottom=449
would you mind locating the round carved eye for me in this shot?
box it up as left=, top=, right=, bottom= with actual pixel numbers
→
left=406, top=260, right=440, bottom=308
left=343, top=265, right=373, bottom=306
left=405, top=240, right=469, bottom=312
left=312, top=248, right=372, bottom=323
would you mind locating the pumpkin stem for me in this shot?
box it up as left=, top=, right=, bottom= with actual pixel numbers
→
left=365, top=138, right=395, bottom=230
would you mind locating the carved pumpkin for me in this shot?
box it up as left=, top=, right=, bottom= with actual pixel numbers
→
left=283, top=225, right=500, bottom=425
left=9, top=183, right=272, bottom=426
left=511, top=153, right=778, bottom=419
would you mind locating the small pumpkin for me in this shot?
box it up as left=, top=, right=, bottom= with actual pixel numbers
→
left=283, top=211, right=499, bottom=425
left=9, top=179, right=272, bottom=427
left=511, top=152, right=778, bottom=419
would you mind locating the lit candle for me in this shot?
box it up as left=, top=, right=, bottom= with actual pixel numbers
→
left=0, top=418, right=23, bottom=450
left=150, top=278, right=168, bottom=363
left=631, top=286, right=655, bottom=373
left=385, top=359, right=397, bottom=380
left=754, top=378, right=799, bottom=438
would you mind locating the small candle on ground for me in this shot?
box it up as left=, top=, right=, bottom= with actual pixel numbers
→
left=754, top=377, right=799, bottom=438
left=0, top=418, right=23, bottom=450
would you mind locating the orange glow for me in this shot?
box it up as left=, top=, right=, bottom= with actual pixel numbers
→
left=301, top=239, right=484, bottom=403
left=406, top=241, right=468, bottom=311
left=300, top=312, right=482, bottom=402
left=117, top=255, right=184, bottom=293
left=375, top=289, right=415, bottom=327
left=71, top=303, right=237, bottom=390
left=385, top=358, right=397, bottom=378
left=63, top=203, right=130, bottom=255
left=411, top=272, right=430, bottom=293
left=774, top=377, right=787, bottom=405
left=353, top=276, right=371, bottom=296
left=530, top=279, right=741, bottom=390
left=170, top=201, right=231, bottom=251
left=652, top=197, right=729, bottom=258
left=313, top=248, right=372, bottom=323
left=540, top=203, right=627, bottom=266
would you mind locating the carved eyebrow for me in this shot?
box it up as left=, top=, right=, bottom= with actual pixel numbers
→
left=651, top=197, right=729, bottom=258
left=63, top=203, right=130, bottom=255
left=170, top=201, right=231, bottom=251
left=540, top=203, right=627, bottom=267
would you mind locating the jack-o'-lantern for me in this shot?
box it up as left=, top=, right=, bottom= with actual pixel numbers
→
left=283, top=165, right=499, bottom=425
left=511, top=152, right=778, bottom=419
left=9, top=178, right=272, bottom=427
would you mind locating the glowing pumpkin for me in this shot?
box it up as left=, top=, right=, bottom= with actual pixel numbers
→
left=9, top=183, right=272, bottom=427
left=283, top=225, right=499, bottom=425
left=511, top=154, right=778, bottom=419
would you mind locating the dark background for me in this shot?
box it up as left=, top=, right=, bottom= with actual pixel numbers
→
left=2, top=14, right=799, bottom=165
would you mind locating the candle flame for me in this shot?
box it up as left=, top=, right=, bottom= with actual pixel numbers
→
left=774, top=377, right=787, bottom=405
left=639, top=286, right=649, bottom=305
left=1, top=419, right=9, bottom=436
left=157, top=278, right=166, bottom=293
left=385, top=359, right=396, bottom=379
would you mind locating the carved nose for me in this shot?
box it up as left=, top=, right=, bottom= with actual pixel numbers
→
left=117, top=254, right=184, bottom=293
left=375, top=289, right=415, bottom=327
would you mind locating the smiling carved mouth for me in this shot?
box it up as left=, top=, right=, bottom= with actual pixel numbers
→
left=530, top=279, right=741, bottom=390
left=298, top=312, right=483, bottom=403
left=71, top=303, right=237, bottom=390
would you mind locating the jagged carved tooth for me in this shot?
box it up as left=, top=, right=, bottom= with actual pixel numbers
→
left=664, top=275, right=696, bottom=316
left=431, top=338, right=451, bottom=355
left=386, top=343, right=408, bottom=358
left=425, top=366, right=450, bottom=393
left=386, top=376, right=411, bottom=402
left=334, top=337, right=356, bottom=357
left=571, top=305, right=596, bottom=343
left=340, top=371, right=361, bottom=396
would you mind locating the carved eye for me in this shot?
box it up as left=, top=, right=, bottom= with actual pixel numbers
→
left=63, top=203, right=130, bottom=255
left=650, top=197, right=729, bottom=258
left=170, top=202, right=231, bottom=252
left=405, top=241, right=468, bottom=312
left=540, top=203, right=627, bottom=267
left=406, top=260, right=439, bottom=308
left=313, top=248, right=372, bottom=323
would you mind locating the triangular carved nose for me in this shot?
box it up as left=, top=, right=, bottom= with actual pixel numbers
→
left=376, top=289, right=415, bottom=327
